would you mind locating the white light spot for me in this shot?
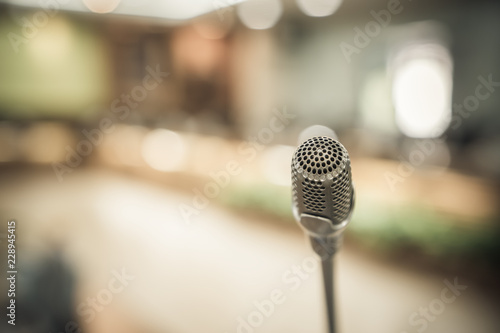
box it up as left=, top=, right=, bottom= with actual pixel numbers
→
left=83, top=0, right=121, bottom=14
left=141, top=129, right=186, bottom=172
left=259, top=145, right=295, bottom=186
left=237, top=0, right=282, bottom=30
left=298, top=125, right=338, bottom=144
left=391, top=44, right=453, bottom=138
left=296, top=0, right=343, bottom=17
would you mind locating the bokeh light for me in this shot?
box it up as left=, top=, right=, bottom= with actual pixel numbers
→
left=259, top=145, right=295, bottom=186
left=298, top=125, right=338, bottom=144
left=237, top=0, right=283, bottom=30
left=141, top=129, right=187, bottom=172
left=83, top=0, right=121, bottom=14
left=296, top=0, right=343, bottom=17
left=391, top=43, right=453, bottom=138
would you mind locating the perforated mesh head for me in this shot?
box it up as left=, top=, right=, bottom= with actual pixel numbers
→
left=291, top=136, right=353, bottom=224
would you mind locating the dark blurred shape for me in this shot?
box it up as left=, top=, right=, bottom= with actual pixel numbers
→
left=1, top=252, right=77, bottom=333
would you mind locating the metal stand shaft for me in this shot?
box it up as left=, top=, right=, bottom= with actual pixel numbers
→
left=321, top=255, right=336, bottom=333
left=309, top=236, right=340, bottom=333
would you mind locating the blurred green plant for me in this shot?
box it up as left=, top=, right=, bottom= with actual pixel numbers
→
left=219, top=183, right=294, bottom=220
left=218, top=183, right=500, bottom=259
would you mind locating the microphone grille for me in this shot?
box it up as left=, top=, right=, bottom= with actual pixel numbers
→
left=302, top=178, right=326, bottom=213
left=292, top=136, right=353, bottom=222
left=331, top=163, right=352, bottom=221
left=292, top=136, right=349, bottom=180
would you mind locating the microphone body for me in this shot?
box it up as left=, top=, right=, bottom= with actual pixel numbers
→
left=291, top=136, right=355, bottom=333
left=291, top=136, right=355, bottom=258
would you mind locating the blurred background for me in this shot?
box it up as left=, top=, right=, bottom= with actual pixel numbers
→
left=0, top=0, right=499, bottom=332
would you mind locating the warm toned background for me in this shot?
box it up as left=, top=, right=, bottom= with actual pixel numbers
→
left=0, top=0, right=499, bottom=333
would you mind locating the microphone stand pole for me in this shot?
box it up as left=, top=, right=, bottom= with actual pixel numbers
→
left=322, top=254, right=336, bottom=333
left=310, top=235, right=340, bottom=333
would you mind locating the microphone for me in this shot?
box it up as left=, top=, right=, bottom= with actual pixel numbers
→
left=291, top=136, right=355, bottom=333
left=291, top=135, right=355, bottom=257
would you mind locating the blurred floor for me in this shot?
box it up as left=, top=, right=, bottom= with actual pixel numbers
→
left=0, top=166, right=498, bottom=333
